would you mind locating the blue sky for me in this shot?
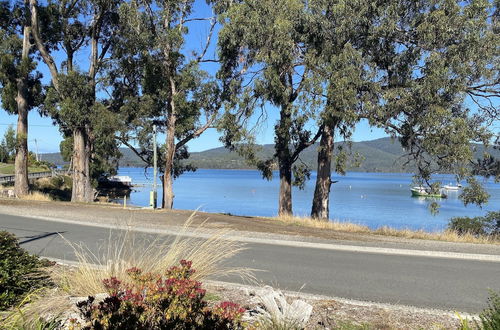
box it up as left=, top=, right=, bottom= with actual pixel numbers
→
left=0, top=0, right=392, bottom=155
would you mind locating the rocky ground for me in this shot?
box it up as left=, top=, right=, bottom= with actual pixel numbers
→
left=27, top=262, right=464, bottom=330
left=203, top=281, right=463, bottom=329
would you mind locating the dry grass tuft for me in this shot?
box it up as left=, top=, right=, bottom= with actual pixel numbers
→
left=34, top=177, right=54, bottom=190
left=269, top=215, right=499, bottom=245
left=0, top=288, right=70, bottom=329
left=271, top=215, right=371, bottom=233
left=18, top=191, right=52, bottom=202
left=373, top=226, right=498, bottom=244
left=57, top=213, right=253, bottom=296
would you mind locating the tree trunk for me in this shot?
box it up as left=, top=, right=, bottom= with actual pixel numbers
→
left=276, top=105, right=293, bottom=216
left=71, top=127, right=92, bottom=202
left=278, top=160, right=293, bottom=216
left=14, top=17, right=31, bottom=197
left=162, top=111, right=176, bottom=209
left=311, top=122, right=335, bottom=220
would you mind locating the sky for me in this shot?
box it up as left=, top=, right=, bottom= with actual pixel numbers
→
left=0, top=0, right=390, bottom=155
left=11, top=0, right=499, bottom=156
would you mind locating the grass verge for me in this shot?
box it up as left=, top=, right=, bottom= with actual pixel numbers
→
left=0, top=163, right=50, bottom=175
left=270, top=215, right=499, bottom=245
left=18, top=191, right=52, bottom=202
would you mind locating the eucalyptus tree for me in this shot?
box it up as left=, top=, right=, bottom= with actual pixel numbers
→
left=307, top=0, right=499, bottom=220
left=0, top=0, right=43, bottom=196
left=110, top=0, right=225, bottom=209
left=304, top=0, right=377, bottom=220
left=218, top=0, right=324, bottom=216
left=368, top=0, right=498, bottom=207
left=30, top=0, right=120, bottom=202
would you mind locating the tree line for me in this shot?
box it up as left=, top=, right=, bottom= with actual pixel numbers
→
left=0, top=0, right=498, bottom=220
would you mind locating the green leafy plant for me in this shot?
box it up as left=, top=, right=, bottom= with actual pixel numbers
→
left=476, top=291, right=500, bottom=330
left=448, top=211, right=500, bottom=237
left=73, top=260, right=246, bottom=330
left=0, top=231, right=52, bottom=310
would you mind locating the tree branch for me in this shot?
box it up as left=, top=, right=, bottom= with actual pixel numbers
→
left=30, top=0, right=59, bottom=91
left=175, top=114, right=217, bottom=150
left=116, top=135, right=151, bottom=165
left=292, top=125, right=324, bottom=162
left=195, top=15, right=216, bottom=63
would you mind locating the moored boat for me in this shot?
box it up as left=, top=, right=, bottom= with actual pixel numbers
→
left=442, top=183, right=462, bottom=191
left=410, top=186, right=447, bottom=198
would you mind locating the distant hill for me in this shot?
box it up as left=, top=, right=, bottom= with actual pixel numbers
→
left=41, top=137, right=499, bottom=173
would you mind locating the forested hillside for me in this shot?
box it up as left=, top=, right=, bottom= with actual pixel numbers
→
left=42, top=137, right=499, bottom=173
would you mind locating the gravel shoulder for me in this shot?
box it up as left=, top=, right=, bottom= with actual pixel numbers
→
left=1, top=198, right=499, bottom=256
left=203, top=280, right=465, bottom=329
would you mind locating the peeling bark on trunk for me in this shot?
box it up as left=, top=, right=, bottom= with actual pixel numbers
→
left=14, top=16, right=31, bottom=197
left=311, top=122, right=335, bottom=220
left=163, top=110, right=176, bottom=209
left=276, top=105, right=293, bottom=216
left=14, top=95, right=29, bottom=197
left=278, top=160, right=293, bottom=216
left=71, top=127, right=92, bottom=202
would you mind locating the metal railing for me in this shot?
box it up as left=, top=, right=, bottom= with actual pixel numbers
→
left=0, top=169, right=71, bottom=185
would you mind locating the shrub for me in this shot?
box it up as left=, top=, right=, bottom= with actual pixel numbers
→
left=476, top=291, right=500, bottom=330
left=33, top=175, right=72, bottom=201
left=73, top=260, right=245, bottom=330
left=0, top=231, right=52, bottom=310
left=448, top=211, right=500, bottom=237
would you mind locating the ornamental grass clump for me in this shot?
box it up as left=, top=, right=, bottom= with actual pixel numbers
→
left=57, top=213, right=252, bottom=297
left=71, top=260, right=246, bottom=330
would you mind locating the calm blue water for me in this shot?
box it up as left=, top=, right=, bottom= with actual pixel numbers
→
left=116, top=168, right=500, bottom=232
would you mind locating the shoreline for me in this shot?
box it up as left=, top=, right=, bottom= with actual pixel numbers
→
left=0, top=198, right=498, bottom=247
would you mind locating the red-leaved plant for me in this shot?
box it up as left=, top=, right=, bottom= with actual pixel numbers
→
left=71, top=260, right=245, bottom=329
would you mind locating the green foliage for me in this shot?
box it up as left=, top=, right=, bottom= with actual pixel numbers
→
left=33, top=175, right=72, bottom=201
left=476, top=291, right=500, bottom=330
left=473, top=136, right=500, bottom=183
left=448, top=211, right=500, bottom=236
left=218, top=0, right=324, bottom=189
left=32, top=0, right=122, bottom=201
left=0, top=1, right=43, bottom=113
left=460, top=177, right=491, bottom=207
left=111, top=0, right=223, bottom=182
left=364, top=0, right=498, bottom=205
left=0, top=231, right=52, bottom=310
left=43, top=72, right=94, bottom=129
left=73, top=260, right=245, bottom=329
left=0, top=126, right=16, bottom=163
left=59, top=136, right=73, bottom=163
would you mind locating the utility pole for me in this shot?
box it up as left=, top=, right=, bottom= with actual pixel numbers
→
left=34, top=139, right=39, bottom=162
left=150, top=125, right=158, bottom=208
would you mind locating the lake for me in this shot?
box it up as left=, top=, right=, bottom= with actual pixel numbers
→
left=116, top=168, right=500, bottom=232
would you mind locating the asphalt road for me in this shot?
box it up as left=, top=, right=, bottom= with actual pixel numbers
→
left=1, top=213, right=499, bottom=313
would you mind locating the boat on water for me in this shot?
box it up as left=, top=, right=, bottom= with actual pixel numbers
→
left=442, top=183, right=462, bottom=191
left=410, top=186, right=447, bottom=198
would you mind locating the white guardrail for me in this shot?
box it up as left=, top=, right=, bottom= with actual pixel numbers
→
left=0, top=169, right=70, bottom=184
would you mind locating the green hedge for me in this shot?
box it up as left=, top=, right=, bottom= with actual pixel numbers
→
left=448, top=211, right=500, bottom=237
left=0, top=231, right=52, bottom=310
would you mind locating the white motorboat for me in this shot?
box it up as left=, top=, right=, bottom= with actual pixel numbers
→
left=442, top=183, right=462, bottom=191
